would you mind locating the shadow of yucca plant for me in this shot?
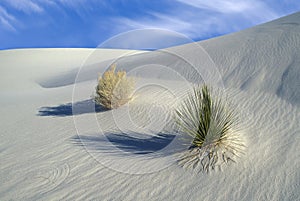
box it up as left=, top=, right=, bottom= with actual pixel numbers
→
left=94, top=64, right=135, bottom=109
left=175, top=85, right=244, bottom=172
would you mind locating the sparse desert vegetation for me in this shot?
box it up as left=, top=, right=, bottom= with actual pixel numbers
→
left=175, top=85, right=244, bottom=172
left=94, top=64, right=135, bottom=109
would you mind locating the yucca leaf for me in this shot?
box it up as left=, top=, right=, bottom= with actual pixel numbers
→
left=175, top=85, right=244, bottom=172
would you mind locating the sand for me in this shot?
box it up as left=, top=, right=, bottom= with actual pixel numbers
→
left=0, top=12, right=299, bottom=201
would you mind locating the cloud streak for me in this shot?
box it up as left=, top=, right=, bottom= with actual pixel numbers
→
left=108, top=0, right=282, bottom=43
left=175, top=0, right=280, bottom=24
left=176, top=0, right=259, bottom=13
left=2, top=0, right=44, bottom=14
left=0, top=5, right=17, bottom=32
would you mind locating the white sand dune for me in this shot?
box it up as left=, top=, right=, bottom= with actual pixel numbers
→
left=1, top=12, right=300, bottom=200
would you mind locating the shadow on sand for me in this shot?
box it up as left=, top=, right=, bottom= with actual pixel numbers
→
left=37, top=99, right=107, bottom=117
left=71, top=132, right=180, bottom=155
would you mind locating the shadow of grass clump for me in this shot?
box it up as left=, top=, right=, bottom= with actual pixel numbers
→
left=175, top=85, right=244, bottom=172
left=71, top=132, right=176, bottom=155
left=38, top=99, right=107, bottom=117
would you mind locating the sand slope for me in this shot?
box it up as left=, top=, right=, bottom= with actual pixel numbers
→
left=0, top=13, right=300, bottom=201
left=201, top=11, right=300, bottom=106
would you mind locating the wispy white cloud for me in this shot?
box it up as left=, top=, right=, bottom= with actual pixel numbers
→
left=175, top=0, right=279, bottom=21
left=0, top=0, right=91, bottom=33
left=109, top=12, right=210, bottom=41
left=0, top=0, right=45, bottom=33
left=0, top=6, right=17, bottom=32
left=111, top=13, right=191, bottom=34
left=2, top=0, right=44, bottom=14
left=176, top=0, right=253, bottom=13
left=111, top=14, right=219, bottom=42
left=149, top=11, right=225, bottom=38
left=0, top=0, right=280, bottom=36
left=109, top=0, right=281, bottom=44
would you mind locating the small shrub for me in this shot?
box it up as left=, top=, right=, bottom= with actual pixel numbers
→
left=175, top=85, right=244, bottom=172
left=94, top=64, right=135, bottom=109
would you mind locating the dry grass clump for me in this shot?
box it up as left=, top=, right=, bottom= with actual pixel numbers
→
left=94, top=64, right=135, bottom=109
left=175, top=85, right=244, bottom=172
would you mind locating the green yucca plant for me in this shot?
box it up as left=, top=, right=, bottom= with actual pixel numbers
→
left=94, top=64, right=135, bottom=109
left=175, top=85, right=244, bottom=172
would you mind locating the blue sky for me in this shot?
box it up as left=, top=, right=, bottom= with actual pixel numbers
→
left=0, top=0, right=300, bottom=50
